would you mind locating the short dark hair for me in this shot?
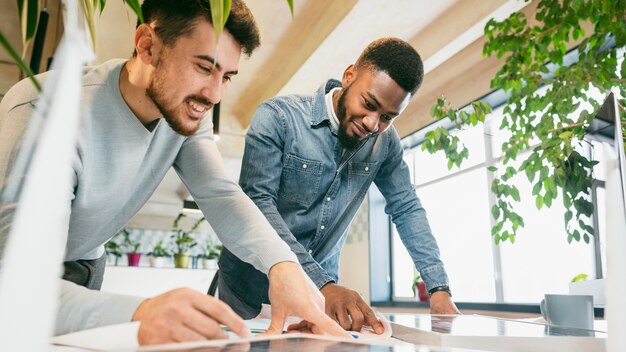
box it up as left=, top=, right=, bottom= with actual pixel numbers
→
left=355, top=38, right=423, bottom=95
left=138, top=0, right=260, bottom=56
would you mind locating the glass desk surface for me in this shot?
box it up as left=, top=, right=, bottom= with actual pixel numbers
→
left=384, top=314, right=607, bottom=338
left=139, top=335, right=486, bottom=352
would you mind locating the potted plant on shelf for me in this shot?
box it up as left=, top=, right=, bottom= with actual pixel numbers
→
left=171, top=213, right=204, bottom=269
left=147, top=240, right=171, bottom=268
left=412, top=274, right=429, bottom=302
left=121, top=229, right=142, bottom=267
left=104, top=236, right=123, bottom=266
left=200, top=240, right=222, bottom=270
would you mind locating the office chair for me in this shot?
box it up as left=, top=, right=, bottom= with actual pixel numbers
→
left=207, top=269, right=219, bottom=296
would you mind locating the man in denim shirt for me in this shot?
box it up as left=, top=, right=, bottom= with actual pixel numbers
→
left=219, top=38, right=459, bottom=332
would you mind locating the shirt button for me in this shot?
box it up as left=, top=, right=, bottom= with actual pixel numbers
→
left=326, top=197, right=331, bottom=202
left=320, top=225, right=325, bottom=230
left=308, top=249, right=312, bottom=254
left=302, top=164, right=308, bottom=169
left=365, top=166, right=369, bottom=171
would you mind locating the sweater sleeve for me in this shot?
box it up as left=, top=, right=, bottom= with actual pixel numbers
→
left=55, top=280, right=144, bottom=335
left=173, top=118, right=298, bottom=274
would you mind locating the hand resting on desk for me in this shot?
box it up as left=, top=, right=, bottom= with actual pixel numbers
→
left=317, top=283, right=385, bottom=334
left=132, top=288, right=249, bottom=345
left=430, top=291, right=461, bottom=315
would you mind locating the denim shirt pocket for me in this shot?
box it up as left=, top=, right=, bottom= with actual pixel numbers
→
left=279, top=154, right=323, bottom=207
left=348, top=161, right=378, bottom=195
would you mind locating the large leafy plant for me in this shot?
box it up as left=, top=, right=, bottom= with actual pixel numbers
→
left=422, top=0, right=626, bottom=245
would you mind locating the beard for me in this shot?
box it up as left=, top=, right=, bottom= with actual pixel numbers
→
left=336, top=85, right=360, bottom=150
left=145, top=60, right=208, bottom=137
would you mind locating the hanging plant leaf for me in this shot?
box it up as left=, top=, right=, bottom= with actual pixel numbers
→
left=80, top=0, right=97, bottom=48
left=17, top=0, right=39, bottom=44
left=0, top=32, right=40, bottom=91
left=123, top=0, right=144, bottom=23
left=209, top=0, right=227, bottom=44
left=286, top=0, right=294, bottom=17
left=98, top=0, right=106, bottom=15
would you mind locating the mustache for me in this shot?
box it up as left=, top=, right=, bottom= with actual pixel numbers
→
left=186, top=95, right=214, bottom=109
left=354, top=121, right=380, bottom=136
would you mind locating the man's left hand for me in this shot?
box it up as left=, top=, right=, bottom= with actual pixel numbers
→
left=429, top=291, right=460, bottom=314
left=320, top=283, right=384, bottom=333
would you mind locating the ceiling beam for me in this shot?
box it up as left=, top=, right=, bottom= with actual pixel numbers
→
left=408, top=0, right=507, bottom=65
left=395, top=0, right=538, bottom=137
left=230, top=0, right=358, bottom=127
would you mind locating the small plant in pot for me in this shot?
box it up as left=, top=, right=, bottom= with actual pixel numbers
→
left=121, top=229, right=142, bottom=267
left=200, top=239, right=222, bottom=270
left=147, top=240, right=172, bottom=268
left=104, top=236, right=123, bottom=266
left=412, top=274, right=430, bottom=302
left=171, top=213, right=204, bottom=269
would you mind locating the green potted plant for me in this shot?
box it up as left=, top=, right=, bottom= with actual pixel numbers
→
left=146, top=240, right=171, bottom=268
left=171, top=213, right=204, bottom=269
left=104, top=235, right=123, bottom=266
left=412, top=274, right=429, bottom=302
left=120, top=229, right=142, bottom=267
left=199, top=239, right=222, bottom=270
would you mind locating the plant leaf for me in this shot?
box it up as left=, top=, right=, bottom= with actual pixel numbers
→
left=0, top=32, right=40, bottom=91
left=286, top=0, right=294, bottom=17
left=123, top=0, right=144, bottom=23
left=19, top=0, right=39, bottom=44
left=80, top=0, right=97, bottom=48
left=223, top=0, right=231, bottom=27
left=210, top=0, right=226, bottom=44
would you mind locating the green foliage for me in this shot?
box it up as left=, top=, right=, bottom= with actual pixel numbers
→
left=286, top=0, right=295, bottom=17
left=424, top=0, right=626, bottom=245
left=411, top=274, right=422, bottom=297
left=200, top=239, right=222, bottom=259
left=120, top=228, right=141, bottom=253
left=0, top=32, right=40, bottom=91
left=571, top=273, right=588, bottom=283
left=147, top=240, right=171, bottom=258
left=104, top=231, right=123, bottom=257
left=0, top=1, right=144, bottom=92
left=171, top=213, right=205, bottom=255
left=209, top=0, right=231, bottom=45
left=422, top=99, right=492, bottom=170
left=17, top=0, right=39, bottom=45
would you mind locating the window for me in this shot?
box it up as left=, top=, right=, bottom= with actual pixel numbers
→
left=388, top=105, right=599, bottom=303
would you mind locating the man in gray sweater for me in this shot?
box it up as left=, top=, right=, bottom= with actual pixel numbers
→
left=0, top=0, right=347, bottom=345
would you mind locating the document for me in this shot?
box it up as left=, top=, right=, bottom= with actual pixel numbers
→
left=51, top=305, right=394, bottom=351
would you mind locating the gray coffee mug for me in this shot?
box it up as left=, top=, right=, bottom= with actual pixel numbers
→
left=540, top=294, right=594, bottom=329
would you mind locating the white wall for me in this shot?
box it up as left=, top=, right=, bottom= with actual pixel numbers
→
left=339, top=201, right=371, bottom=303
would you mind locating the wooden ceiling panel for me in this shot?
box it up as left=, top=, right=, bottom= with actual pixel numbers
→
left=226, top=0, right=358, bottom=127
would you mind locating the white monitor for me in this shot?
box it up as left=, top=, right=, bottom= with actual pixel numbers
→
left=586, top=92, right=626, bottom=352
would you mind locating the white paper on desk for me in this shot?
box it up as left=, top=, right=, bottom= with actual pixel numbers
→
left=256, top=304, right=393, bottom=340
left=50, top=321, right=139, bottom=351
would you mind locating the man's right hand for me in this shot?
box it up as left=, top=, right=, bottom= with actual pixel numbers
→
left=132, top=288, right=249, bottom=345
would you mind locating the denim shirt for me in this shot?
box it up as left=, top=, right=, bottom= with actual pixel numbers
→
left=219, top=79, right=449, bottom=311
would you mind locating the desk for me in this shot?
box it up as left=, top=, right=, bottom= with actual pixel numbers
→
left=101, top=266, right=216, bottom=297
left=387, top=314, right=605, bottom=352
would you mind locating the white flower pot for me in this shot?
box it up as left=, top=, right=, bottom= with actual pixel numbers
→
left=149, top=256, right=167, bottom=268
left=202, top=258, right=218, bottom=270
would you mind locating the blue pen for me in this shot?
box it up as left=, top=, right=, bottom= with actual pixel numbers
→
left=349, top=333, right=359, bottom=339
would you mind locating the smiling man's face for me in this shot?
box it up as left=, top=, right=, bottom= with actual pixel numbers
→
left=336, top=67, right=410, bottom=149
left=146, top=19, right=241, bottom=136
